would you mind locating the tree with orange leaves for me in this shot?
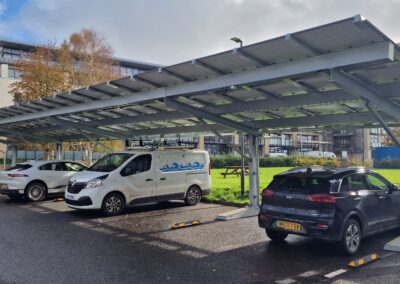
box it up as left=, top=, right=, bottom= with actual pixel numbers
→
left=10, top=28, right=119, bottom=103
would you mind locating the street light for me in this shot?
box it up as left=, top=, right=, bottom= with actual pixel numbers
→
left=230, top=37, right=243, bottom=48
left=230, top=36, right=245, bottom=196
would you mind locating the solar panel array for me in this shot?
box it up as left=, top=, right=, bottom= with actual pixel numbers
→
left=1, top=15, right=400, bottom=143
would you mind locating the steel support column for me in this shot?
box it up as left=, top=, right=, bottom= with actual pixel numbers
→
left=216, top=134, right=260, bottom=220
left=240, top=133, right=245, bottom=196
left=56, top=143, right=63, bottom=160
left=10, top=145, right=17, bottom=167
left=248, top=134, right=260, bottom=208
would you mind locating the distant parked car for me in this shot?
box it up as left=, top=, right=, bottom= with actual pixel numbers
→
left=0, top=160, right=87, bottom=201
left=302, top=151, right=337, bottom=159
left=258, top=167, right=400, bottom=255
left=268, top=153, right=288, bottom=157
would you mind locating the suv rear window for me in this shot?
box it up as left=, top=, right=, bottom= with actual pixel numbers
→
left=7, top=164, right=32, bottom=171
left=268, top=175, right=331, bottom=194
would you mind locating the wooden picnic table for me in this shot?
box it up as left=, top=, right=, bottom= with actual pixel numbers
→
left=221, top=166, right=249, bottom=178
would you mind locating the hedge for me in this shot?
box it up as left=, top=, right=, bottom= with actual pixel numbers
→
left=374, top=159, right=400, bottom=169
left=210, top=154, right=359, bottom=168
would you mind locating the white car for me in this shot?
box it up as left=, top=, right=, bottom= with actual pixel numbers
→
left=65, top=149, right=211, bottom=216
left=0, top=160, right=87, bottom=201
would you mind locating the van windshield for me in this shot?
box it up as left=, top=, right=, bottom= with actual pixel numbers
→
left=268, top=175, right=331, bottom=194
left=88, top=153, right=133, bottom=172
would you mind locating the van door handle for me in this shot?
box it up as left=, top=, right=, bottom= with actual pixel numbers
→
left=160, top=177, right=166, bottom=181
left=145, top=178, right=153, bottom=182
left=378, top=196, right=387, bottom=199
left=353, top=197, right=362, bottom=201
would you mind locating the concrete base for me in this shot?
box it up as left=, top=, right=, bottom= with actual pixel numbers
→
left=215, top=206, right=260, bottom=221
left=384, top=236, right=400, bottom=252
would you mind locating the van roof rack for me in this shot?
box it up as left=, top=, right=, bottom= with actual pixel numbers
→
left=126, top=145, right=196, bottom=151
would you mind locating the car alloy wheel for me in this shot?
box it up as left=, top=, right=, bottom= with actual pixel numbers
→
left=26, top=183, right=46, bottom=202
left=346, top=223, right=360, bottom=253
left=185, top=186, right=201, bottom=205
left=341, top=219, right=361, bottom=255
left=102, top=193, right=125, bottom=216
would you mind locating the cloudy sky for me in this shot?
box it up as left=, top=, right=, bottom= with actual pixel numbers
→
left=0, top=0, right=399, bottom=65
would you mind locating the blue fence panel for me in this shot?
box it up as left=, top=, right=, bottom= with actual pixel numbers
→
left=374, top=147, right=400, bottom=162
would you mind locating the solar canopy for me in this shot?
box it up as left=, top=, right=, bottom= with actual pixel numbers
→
left=0, top=15, right=399, bottom=144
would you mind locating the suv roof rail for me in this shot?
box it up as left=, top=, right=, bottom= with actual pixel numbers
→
left=283, top=165, right=335, bottom=174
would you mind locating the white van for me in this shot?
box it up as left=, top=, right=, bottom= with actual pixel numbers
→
left=64, top=149, right=211, bottom=216
left=302, top=151, right=337, bottom=159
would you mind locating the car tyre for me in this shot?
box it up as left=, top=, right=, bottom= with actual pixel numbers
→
left=341, top=219, right=361, bottom=255
left=184, top=186, right=202, bottom=206
left=266, top=229, right=288, bottom=241
left=102, top=193, right=125, bottom=216
left=25, top=182, right=47, bottom=202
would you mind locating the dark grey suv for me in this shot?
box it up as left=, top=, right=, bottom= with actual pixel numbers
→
left=258, top=167, right=400, bottom=255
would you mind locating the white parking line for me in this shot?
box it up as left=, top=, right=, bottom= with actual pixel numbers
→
left=324, top=269, right=347, bottom=278
left=298, top=270, right=320, bottom=277
left=275, top=278, right=297, bottom=284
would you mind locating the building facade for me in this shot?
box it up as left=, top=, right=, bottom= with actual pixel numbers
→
left=0, top=39, right=160, bottom=108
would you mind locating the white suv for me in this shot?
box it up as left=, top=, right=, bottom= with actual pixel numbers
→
left=65, top=149, right=211, bottom=216
left=0, top=160, right=87, bottom=201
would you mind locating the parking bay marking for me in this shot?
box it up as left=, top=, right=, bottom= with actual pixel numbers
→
left=324, top=269, right=347, bottom=279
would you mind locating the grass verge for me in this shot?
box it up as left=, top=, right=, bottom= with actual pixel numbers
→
left=204, top=167, right=400, bottom=206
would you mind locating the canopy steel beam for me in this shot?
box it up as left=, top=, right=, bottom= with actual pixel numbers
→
left=133, top=76, right=161, bottom=88
left=364, top=101, right=400, bottom=146
left=191, top=59, right=225, bottom=75
left=49, top=117, right=128, bottom=140
left=0, top=127, right=61, bottom=143
left=165, top=97, right=259, bottom=135
left=198, top=119, right=249, bottom=159
left=158, top=68, right=191, bottom=82
left=255, top=111, right=384, bottom=129
left=232, top=48, right=268, bottom=67
left=331, top=69, right=400, bottom=121
left=0, top=41, right=393, bottom=126
left=285, top=34, right=323, bottom=55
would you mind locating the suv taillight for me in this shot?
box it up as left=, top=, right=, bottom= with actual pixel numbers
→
left=8, top=173, right=29, bottom=177
left=262, top=188, right=274, bottom=198
left=306, top=194, right=336, bottom=204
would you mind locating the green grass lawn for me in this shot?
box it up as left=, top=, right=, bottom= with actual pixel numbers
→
left=204, top=167, right=400, bottom=206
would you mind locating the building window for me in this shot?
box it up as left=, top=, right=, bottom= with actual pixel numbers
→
left=8, top=67, right=21, bottom=79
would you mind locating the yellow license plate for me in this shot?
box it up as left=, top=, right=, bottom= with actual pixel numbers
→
left=276, top=220, right=302, bottom=232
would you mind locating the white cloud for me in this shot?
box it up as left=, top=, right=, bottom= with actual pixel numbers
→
left=1, top=0, right=400, bottom=65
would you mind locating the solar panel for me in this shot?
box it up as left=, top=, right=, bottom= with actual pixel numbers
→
left=0, top=15, right=399, bottom=142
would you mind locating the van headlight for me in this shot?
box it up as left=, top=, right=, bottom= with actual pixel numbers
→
left=85, top=174, right=109, bottom=189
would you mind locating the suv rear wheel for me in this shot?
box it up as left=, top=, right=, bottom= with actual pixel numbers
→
left=25, top=182, right=47, bottom=202
left=266, top=229, right=288, bottom=241
left=341, top=219, right=361, bottom=255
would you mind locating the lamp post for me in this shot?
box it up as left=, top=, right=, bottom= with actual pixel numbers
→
left=231, top=37, right=245, bottom=196
left=230, top=37, right=243, bottom=48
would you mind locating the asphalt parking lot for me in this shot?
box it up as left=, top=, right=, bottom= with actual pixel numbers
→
left=1, top=196, right=400, bottom=284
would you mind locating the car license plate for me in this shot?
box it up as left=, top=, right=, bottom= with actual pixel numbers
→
left=66, top=194, right=75, bottom=200
left=276, top=220, right=302, bottom=232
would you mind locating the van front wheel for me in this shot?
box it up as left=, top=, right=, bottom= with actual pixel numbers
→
left=185, top=186, right=202, bottom=206
left=102, top=193, right=125, bottom=216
